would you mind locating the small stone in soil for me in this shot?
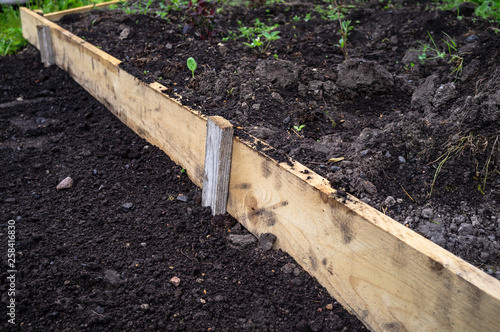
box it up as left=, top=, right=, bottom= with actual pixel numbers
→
left=271, top=92, right=284, bottom=103
left=122, top=202, right=133, bottom=212
left=325, top=303, right=333, bottom=310
left=259, top=233, right=277, bottom=251
left=140, top=304, right=150, bottom=310
left=56, top=176, right=74, bottom=190
left=458, top=223, right=474, bottom=235
left=281, top=263, right=295, bottom=274
left=96, top=306, right=105, bottom=314
left=103, top=269, right=121, bottom=285
left=466, top=35, right=479, bottom=43
left=362, top=180, right=377, bottom=195
left=471, top=215, right=481, bottom=227
left=176, top=194, right=189, bottom=202
left=398, top=156, right=406, bottom=163
left=421, top=208, right=434, bottom=219
left=384, top=196, right=396, bottom=208
left=228, top=234, right=256, bottom=246
left=170, top=276, right=181, bottom=287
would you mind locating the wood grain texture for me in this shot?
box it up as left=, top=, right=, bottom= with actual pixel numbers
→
left=36, top=25, right=54, bottom=66
left=43, top=0, right=121, bottom=22
left=21, top=7, right=500, bottom=332
left=202, top=116, right=234, bottom=215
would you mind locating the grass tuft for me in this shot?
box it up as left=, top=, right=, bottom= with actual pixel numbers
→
left=1, top=0, right=107, bottom=56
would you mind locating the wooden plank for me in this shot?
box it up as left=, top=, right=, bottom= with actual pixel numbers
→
left=37, top=25, right=55, bottom=66
left=43, top=0, right=121, bottom=22
left=202, top=116, right=234, bottom=215
left=21, top=7, right=500, bottom=332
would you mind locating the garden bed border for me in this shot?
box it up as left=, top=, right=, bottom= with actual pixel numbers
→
left=20, top=5, right=500, bottom=332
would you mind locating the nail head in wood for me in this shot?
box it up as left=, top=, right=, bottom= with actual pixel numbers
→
left=37, top=25, right=55, bottom=67
left=202, top=116, right=234, bottom=216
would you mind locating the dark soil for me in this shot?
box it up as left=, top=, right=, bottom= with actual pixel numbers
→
left=59, top=0, right=500, bottom=277
left=0, top=47, right=366, bottom=330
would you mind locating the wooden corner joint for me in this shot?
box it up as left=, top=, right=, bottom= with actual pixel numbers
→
left=202, top=116, right=234, bottom=216
left=36, top=25, right=55, bottom=67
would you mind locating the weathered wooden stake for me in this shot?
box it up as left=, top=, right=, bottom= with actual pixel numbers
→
left=202, top=116, right=233, bottom=215
left=36, top=25, right=54, bottom=66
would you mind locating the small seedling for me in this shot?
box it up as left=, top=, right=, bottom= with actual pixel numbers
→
left=180, top=168, right=186, bottom=174
left=187, top=57, right=197, bottom=78
left=293, top=124, right=305, bottom=132
left=404, top=62, right=415, bottom=71
left=237, top=19, right=281, bottom=54
left=333, top=0, right=354, bottom=59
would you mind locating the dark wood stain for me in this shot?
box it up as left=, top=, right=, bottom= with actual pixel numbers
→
left=233, top=183, right=251, bottom=189
left=261, top=160, right=271, bottom=178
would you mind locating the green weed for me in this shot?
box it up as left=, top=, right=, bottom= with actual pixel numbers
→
left=225, top=18, right=280, bottom=54
left=414, top=31, right=464, bottom=78
left=0, top=6, right=27, bottom=56
left=333, top=0, right=354, bottom=59
left=437, top=0, right=500, bottom=22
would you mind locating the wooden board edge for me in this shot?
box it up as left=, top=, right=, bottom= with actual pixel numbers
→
left=20, top=7, right=500, bottom=332
left=43, top=0, right=121, bottom=21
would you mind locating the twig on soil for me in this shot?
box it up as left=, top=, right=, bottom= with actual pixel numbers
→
left=179, top=248, right=196, bottom=262
left=482, top=135, right=499, bottom=191
left=289, top=128, right=303, bottom=137
left=400, top=184, right=415, bottom=202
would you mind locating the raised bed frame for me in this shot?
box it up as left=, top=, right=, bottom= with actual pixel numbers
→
left=20, top=5, right=500, bottom=331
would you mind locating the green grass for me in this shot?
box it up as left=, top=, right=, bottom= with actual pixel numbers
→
left=0, top=5, right=27, bottom=56
left=437, top=0, right=500, bottom=22
left=0, top=0, right=107, bottom=56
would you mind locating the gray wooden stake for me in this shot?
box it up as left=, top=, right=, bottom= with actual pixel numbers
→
left=37, top=25, right=55, bottom=67
left=202, top=116, right=234, bottom=215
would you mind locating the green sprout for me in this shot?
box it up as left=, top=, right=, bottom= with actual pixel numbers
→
left=236, top=19, right=281, bottom=54
left=336, top=19, right=354, bottom=59
left=333, top=0, right=354, bottom=60
left=293, top=124, right=305, bottom=132
left=414, top=31, right=464, bottom=78
left=187, top=57, right=197, bottom=78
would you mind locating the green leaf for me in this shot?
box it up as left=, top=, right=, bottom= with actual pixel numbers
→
left=187, top=57, right=197, bottom=78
